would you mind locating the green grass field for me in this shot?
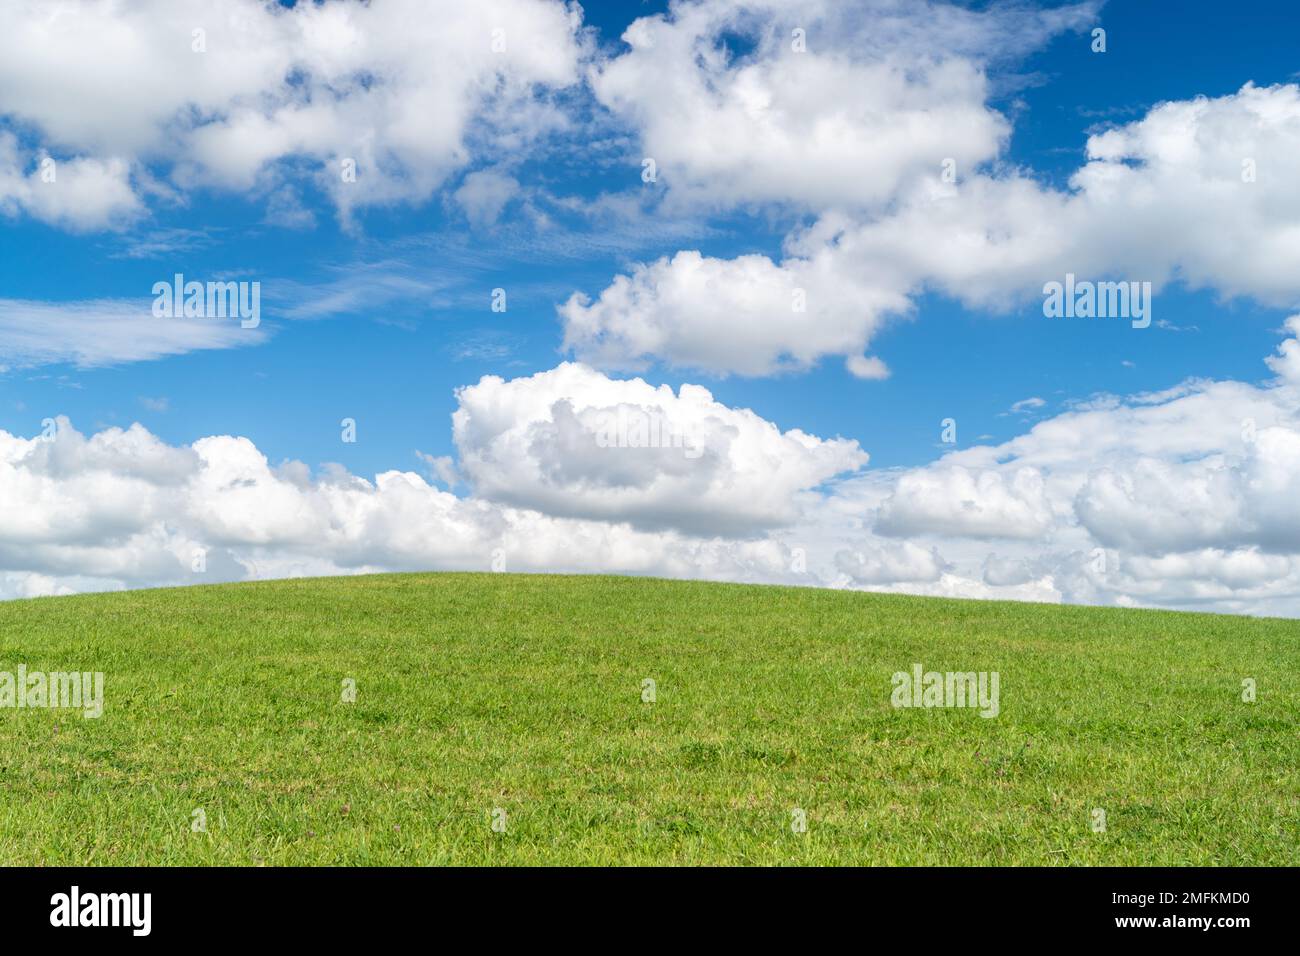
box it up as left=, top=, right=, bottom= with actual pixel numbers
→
left=0, top=572, right=1296, bottom=865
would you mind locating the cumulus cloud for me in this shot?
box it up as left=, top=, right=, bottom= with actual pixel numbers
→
left=451, top=362, right=867, bottom=534
left=0, top=0, right=584, bottom=227
left=560, top=249, right=907, bottom=377
left=5, top=1, right=1300, bottom=619
left=799, top=83, right=1300, bottom=314
left=835, top=541, right=946, bottom=585
left=1265, top=314, right=1300, bottom=383
left=589, top=0, right=1096, bottom=213
left=564, top=77, right=1300, bottom=377
left=591, top=2, right=1009, bottom=212
left=1074, top=458, right=1244, bottom=554
left=0, top=412, right=809, bottom=599
left=1068, top=423, right=1300, bottom=558
left=876, top=466, right=1054, bottom=540
left=0, top=365, right=865, bottom=597
left=837, top=319, right=1300, bottom=613
left=0, top=133, right=142, bottom=231
left=981, top=553, right=1036, bottom=587
left=1123, top=549, right=1293, bottom=592
left=7, top=324, right=1300, bottom=615
left=559, top=0, right=1103, bottom=377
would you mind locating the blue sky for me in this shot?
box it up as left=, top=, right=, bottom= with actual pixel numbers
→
left=1, top=0, right=1294, bottom=473
left=3, top=0, right=1300, bottom=614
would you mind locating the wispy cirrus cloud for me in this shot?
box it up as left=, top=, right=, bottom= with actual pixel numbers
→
left=0, top=298, right=265, bottom=371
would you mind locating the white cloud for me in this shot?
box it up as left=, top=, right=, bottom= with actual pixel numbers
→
left=1073, top=458, right=1244, bottom=554
left=1068, top=422, right=1300, bottom=558
left=0, top=411, right=809, bottom=598
left=593, top=7, right=1002, bottom=212
left=1124, top=549, right=1293, bottom=592
left=982, top=553, right=1036, bottom=587
left=0, top=133, right=142, bottom=232
left=263, top=187, right=317, bottom=230
left=876, top=466, right=1054, bottom=540
left=0, top=0, right=585, bottom=227
left=560, top=249, right=906, bottom=377
left=4, top=2, right=1300, bottom=618
left=0, top=298, right=265, bottom=370
left=564, top=81, right=1300, bottom=376
left=557, top=0, right=1101, bottom=377
left=7, top=326, right=1300, bottom=615
left=807, top=83, right=1300, bottom=314
left=415, top=450, right=458, bottom=488
left=453, top=168, right=520, bottom=228
left=1265, top=314, right=1300, bottom=383
left=837, top=320, right=1300, bottom=613
left=1008, top=397, right=1046, bottom=415
left=589, top=0, right=1094, bottom=213
left=451, top=362, right=866, bottom=534
left=835, top=541, right=946, bottom=585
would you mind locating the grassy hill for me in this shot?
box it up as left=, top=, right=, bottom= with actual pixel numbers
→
left=0, top=572, right=1295, bottom=865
